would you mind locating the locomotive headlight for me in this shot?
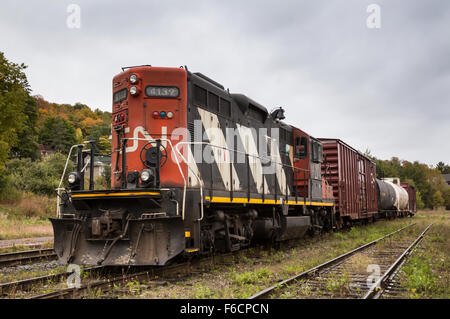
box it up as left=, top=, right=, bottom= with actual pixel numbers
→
left=140, top=169, right=151, bottom=182
left=130, top=86, right=138, bottom=95
left=129, top=74, right=138, bottom=83
left=68, top=172, right=78, bottom=184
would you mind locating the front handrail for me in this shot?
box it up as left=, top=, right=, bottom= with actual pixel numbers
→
left=56, top=143, right=88, bottom=218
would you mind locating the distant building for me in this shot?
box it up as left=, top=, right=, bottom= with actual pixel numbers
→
left=85, top=156, right=110, bottom=180
left=443, top=173, right=450, bottom=187
left=39, top=144, right=55, bottom=158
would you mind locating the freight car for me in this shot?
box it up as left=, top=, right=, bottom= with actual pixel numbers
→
left=401, top=182, right=417, bottom=215
left=51, top=66, right=336, bottom=266
left=319, top=138, right=378, bottom=226
left=376, top=178, right=415, bottom=217
left=319, top=139, right=416, bottom=222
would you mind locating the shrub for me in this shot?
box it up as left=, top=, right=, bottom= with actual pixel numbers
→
left=6, top=153, right=73, bottom=197
left=2, top=193, right=56, bottom=219
left=0, top=167, right=22, bottom=203
left=17, top=194, right=56, bottom=218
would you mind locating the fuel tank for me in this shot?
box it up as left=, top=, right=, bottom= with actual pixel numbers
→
left=252, top=216, right=311, bottom=241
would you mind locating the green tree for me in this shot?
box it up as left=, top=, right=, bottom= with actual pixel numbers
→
left=432, top=190, right=444, bottom=209
left=416, top=190, right=425, bottom=210
left=87, top=122, right=111, bottom=154
left=0, top=52, right=29, bottom=165
left=38, top=116, right=77, bottom=153
left=10, top=95, right=40, bottom=160
left=87, top=122, right=111, bottom=141
left=0, top=52, right=32, bottom=198
left=444, top=188, right=450, bottom=210
left=436, top=161, right=450, bottom=174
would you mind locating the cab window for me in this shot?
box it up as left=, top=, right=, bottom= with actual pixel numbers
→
left=295, top=136, right=307, bottom=159
left=311, top=141, right=323, bottom=163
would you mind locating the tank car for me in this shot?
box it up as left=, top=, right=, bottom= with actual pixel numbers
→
left=376, top=178, right=411, bottom=217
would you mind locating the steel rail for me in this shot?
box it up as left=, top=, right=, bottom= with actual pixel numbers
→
left=0, top=265, right=104, bottom=296
left=30, top=269, right=155, bottom=299
left=363, top=223, right=433, bottom=299
left=249, top=223, right=416, bottom=299
left=0, top=248, right=56, bottom=268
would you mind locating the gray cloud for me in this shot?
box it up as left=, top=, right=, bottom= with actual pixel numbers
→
left=0, top=0, right=448, bottom=165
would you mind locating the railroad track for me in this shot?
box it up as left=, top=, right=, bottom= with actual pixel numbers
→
left=0, top=248, right=56, bottom=268
left=2, top=222, right=428, bottom=299
left=30, top=253, right=235, bottom=299
left=363, top=224, right=432, bottom=299
left=250, top=223, right=432, bottom=299
left=3, top=240, right=281, bottom=299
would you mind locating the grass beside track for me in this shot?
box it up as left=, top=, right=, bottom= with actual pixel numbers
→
left=96, top=210, right=448, bottom=299
left=0, top=216, right=53, bottom=240
left=0, top=194, right=55, bottom=240
left=390, top=212, right=449, bottom=298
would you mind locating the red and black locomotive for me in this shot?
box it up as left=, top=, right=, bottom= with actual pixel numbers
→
left=51, top=65, right=415, bottom=266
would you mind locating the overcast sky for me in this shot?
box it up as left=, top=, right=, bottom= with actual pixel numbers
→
left=1, top=0, right=448, bottom=165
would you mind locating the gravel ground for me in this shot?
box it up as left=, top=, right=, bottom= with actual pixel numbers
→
left=0, top=260, right=60, bottom=276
